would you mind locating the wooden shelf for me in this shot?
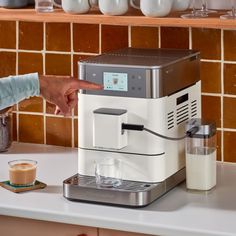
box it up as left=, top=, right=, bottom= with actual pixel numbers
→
left=0, top=8, right=236, bottom=29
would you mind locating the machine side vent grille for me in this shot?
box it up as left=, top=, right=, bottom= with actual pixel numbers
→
left=176, top=104, right=189, bottom=125
left=191, top=100, right=197, bottom=117
left=167, top=111, right=174, bottom=130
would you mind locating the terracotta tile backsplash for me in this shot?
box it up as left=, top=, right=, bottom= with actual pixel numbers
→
left=0, top=21, right=16, bottom=49
left=18, top=52, right=43, bottom=75
left=0, top=52, right=16, bottom=77
left=224, top=30, right=236, bottom=61
left=19, top=22, right=43, bottom=51
left=192, top=28, right=221, bottom=60
left=223, top=97, right=236, bottom=129
left=200, top=62, right=221, bottom=94
left=19, top=114, right=44, bottom=144
left=224, top=131, right=236, bottom=163
left=19, top=97, right=43, bottom=113
left=131, top=26, right=159, bottom=49
left=0, top=21, right=235, bottom=163
left=46, top=117, right=72, bottom=146
left=202, top=96, right=221, bottom=128
left=73, top=23, right=99, bottom=53
left=45, top=53, right=71, bottom=75
left=224, top=63, right=236, bottom=95
left=161, top=27, right=189, bottom=49
left=101, top=25, right=128, bottom=52
left=46, top=23, right=71, bottom=52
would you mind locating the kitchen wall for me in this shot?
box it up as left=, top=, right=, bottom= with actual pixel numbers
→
left=0, top=21, right=235, bottom=162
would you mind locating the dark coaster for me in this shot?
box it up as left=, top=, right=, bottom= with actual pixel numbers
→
left=0, top=180, right=47, bottom=193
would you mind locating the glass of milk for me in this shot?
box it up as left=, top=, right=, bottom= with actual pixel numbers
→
left=185, top=119, right=217, bottom=191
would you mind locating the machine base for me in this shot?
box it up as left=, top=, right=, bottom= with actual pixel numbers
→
left=63, top=168, right=185, bottom=207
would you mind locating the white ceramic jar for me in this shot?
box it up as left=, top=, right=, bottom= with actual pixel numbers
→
left=172, top=0, right=190, bottom=12
left=98, top=0, right=129, bottom=16
left=131, top=0, right=174, bottom=17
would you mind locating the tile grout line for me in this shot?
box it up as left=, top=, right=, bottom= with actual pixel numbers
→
left=16, top=21, right=19, bottom=142
left=0, top=48, right=99, bottom=56
left=99, top=24, right=102, bottom=54
left=13, top=111, right=74, bottom=118
left=189, top=27, right=192, bottom=50
left=43, top=22, right=47, bottom=145
left=221, top=29, right=224, bottom=162
left=71, top=22, right=75, bottom=148
left=128, top=25, right=131, bottom=47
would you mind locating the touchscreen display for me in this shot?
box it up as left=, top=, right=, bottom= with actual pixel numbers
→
left=103, top=72, right=128, bottom=92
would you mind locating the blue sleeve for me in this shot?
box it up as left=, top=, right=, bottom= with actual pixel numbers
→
left=0, top=73, right=40, bottom=110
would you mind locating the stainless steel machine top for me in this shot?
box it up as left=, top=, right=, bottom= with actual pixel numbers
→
left=79, top=48, right=200, bottom=98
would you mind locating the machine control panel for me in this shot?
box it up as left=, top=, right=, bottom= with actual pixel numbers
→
left=103, top=72, right=128, bottom=92
left=82, top=65, right=151, bottom=98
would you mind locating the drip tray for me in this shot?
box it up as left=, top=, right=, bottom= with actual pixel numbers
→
left=63, top=168, right=185, bottom=207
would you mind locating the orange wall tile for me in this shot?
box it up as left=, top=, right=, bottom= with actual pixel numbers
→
left=161, top=27, right=189, bottom=49
left=46, top=117, right=72, bottom=146
left=19, top=97, right=43, bottom=113
left=46, top=22, right=71, bottom=52
left=73, top=23, right=99, bottom=53
left=224, top=63, right=236, bottom=95
left=223, top=97, right=236, bottom=129
left=200, top=62, right=221, bottom=94
left=101, top=25, right=128, bottom=52
left=45, top=53, right=71, bottom=75
left=19, top=114, right=44, bottom=144
left=19, top=22, right=43, bottom=51
left=0, top=21, right=16, bottom=49
left=0, top=52, right=16, bottom=77
left=202, top=95, right=221, bottom=128
left=224, top=131, right=236, bottom=163
left=131, top=26, right=159, bottom=49
left=192, top=28, right=221, bottom=60
left=224, top=30, right=236, bottom=61
left=18, top=52, right=43, bottom=75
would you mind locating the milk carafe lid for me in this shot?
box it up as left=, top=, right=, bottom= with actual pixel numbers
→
left=186, top=118, right=216, bottom=138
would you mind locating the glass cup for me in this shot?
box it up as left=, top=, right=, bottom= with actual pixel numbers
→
left=8, top=160, right=37, bottom=186
left=35, top=0, right=61, bottom=13
left=197, top=0, right=217, bottom=15
left=95, top=158, right=122, bottom=188
left=181, top=0, right=208, bottom=18
left=220, top=0, right=236, bottom=19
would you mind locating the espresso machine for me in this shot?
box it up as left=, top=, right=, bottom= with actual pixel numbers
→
left=63, top=48, right=201, bottom=207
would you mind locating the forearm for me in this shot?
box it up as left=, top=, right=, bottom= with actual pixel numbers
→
left=0, top=73, right=40, bottom=110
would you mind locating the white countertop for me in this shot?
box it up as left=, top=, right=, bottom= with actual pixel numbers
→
left=0, top=143, right=236, bottom=236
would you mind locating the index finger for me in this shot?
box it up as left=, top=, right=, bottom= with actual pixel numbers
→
left=75, top=80, right=103, bottom=91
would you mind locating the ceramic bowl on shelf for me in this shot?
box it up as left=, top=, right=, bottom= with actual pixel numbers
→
left=0, top=0, right=28, bottom=8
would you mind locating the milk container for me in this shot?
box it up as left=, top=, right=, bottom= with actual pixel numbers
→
left=185, top=119, right=217, bottom=191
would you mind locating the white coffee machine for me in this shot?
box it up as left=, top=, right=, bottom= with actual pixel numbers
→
left=63, top=48, right=201, bottom=207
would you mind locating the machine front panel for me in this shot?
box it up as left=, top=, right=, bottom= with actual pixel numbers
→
left=82, top=65, right=151, bottom=98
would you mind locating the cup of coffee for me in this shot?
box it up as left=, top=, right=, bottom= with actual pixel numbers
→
left=56, top=0, right=91, bottom=14
left=98, top=0, right=129, bottom=16
left=131, top=0, right=174, bottom=17
left=8, top=160, right=37, bottom=186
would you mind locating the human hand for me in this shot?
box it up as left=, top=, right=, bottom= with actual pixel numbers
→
left=39, top=75, right=103, bottom=116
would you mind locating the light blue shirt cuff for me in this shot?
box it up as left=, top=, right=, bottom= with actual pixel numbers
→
left=0, top=73, right=40, bottom=110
